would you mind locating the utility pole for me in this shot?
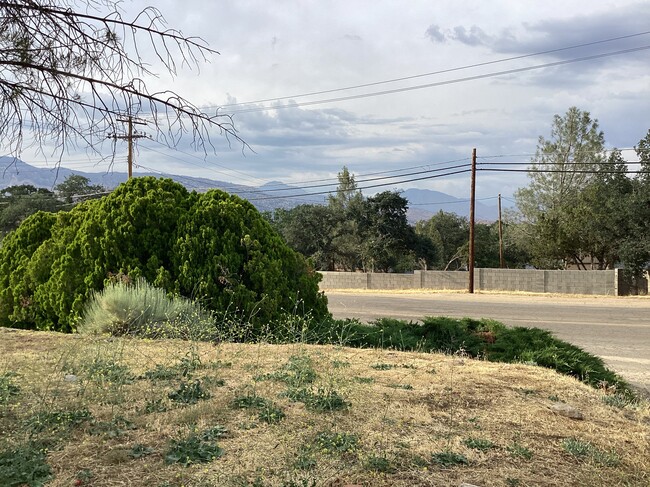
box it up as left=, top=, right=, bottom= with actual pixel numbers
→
left=468, top=148, right=476, bottom=294
left=108, top=115, right=148, bottom=178
left=498, top=193, right=505, bottom=268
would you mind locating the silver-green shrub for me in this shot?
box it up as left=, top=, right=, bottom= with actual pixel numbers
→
left=79, top=279, right=216, bottom=340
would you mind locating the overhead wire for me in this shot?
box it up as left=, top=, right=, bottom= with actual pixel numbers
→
left=247, top=168, right=472, bottom=201
left=225, top=44, right=650, bottom=114
left=207, top=30, right=650, bottom=110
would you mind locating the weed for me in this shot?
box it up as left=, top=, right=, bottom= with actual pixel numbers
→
left=280, top=479, right=317, bottom=487
left=507, top=442, right=533, bottom=460
left=602, top=393, right=638, bottom=409
left=431, top=451, right=470, bottom=467
left=233, top=392, right=285, bottom=424
left=314, top=430, right=358, bottom=454
left=365, top=455, right=395, bottom=473
left=0, top=372, right=20, bottom=404
left=506, top=478, right=521, bottom=487
left=331, top=360, right=350, bottom=368
left=387, top=383, right=413, bottom=390
left=82, top=357, right=133, bottom=385
left=258, top=355, right=317, bottom=388
left=75, top=468, right=94, bottom=484
left=142, top=398, right=169, bottom=414
left=0, top=443, right=52, bottom=487
left=199, top=425, right=229, bottom=440
left=258, top=403, right=286, bottom=424
left=561, top=438, right=620, bottom=466
left=304, top=387, right=349, bottom=412
left=89, top=416, right=136, bottom=438
left=25, top=409, right=93, bottom=435
left=168, top=380, right=211, bottom=405
left=463, top=437, right=495, bottom=451
left=233, top=392, right=270, bottom=409
left=164, top=433, right=223, bottom=466
left=203, top=376, right=226, bottom=387
left=143, top=352, right=204, bottom=382
left=370, top=363, right=394, bottom=370
left=129, top=444, right=155, bottom=459
left=293, top=448, right=317, bottom=471
left=353, top=376, right=375, bottom=384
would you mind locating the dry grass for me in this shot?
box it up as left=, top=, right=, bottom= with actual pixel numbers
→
left=1, top=327, right=649, bottom=487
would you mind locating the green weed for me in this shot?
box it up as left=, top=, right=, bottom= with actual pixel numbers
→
left=0, top=443, right=52, bottom=487
left=365, top=455, right=394, bottom=473
left=463, top=437, right=494, bottom=451
left=164, top=433, right=223, bottom=466
left=561, top=438, right=620, bottom=466
left=313, top=430, right=358, bottom=454
left=89, top=416, right=136, bottom=438
left=25, top=409, right=93, bottom=435
left=431, top=451, right=469, bottom=467
left=168, top=380, right=211, bottom=405
left=0, top=372, right=20, bottom=404
left=507, top=442, right=533, bottom=460
left=129, top=444, right=155, bottom=459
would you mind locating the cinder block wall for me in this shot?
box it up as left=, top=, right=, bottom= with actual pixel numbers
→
left=319, top=269, right=624, bottom=295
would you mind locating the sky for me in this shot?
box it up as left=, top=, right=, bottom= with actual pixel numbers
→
left=10, top=0, right=650, bottom=203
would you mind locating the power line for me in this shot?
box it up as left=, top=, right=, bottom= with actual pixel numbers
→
left=248, top=168, right=472, bottom=201
left=225, top=44, right=650, bottom=114
left=141, top=139, right=268, bottom=186
left=208, top=30, right=650, bottom=110
left=479, top=168, right=646, bottom=174
left=236, top=163, right=471, bottom=195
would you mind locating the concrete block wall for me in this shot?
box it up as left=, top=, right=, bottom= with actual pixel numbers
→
left=319, top=269, right=625, bottom=295
left=418, top=270, right=467, bottom=290
left=476, top=269, right=545, bottom=293
left=543, top=270, right=614, bottom=295
left=318, top=271, right=368, bottom=289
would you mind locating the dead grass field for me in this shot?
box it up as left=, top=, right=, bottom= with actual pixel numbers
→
left=1, top=327, right=649, bottom=487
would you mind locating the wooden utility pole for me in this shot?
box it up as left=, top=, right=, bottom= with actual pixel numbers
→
left=468, top=148, right=476, bottom=294
left=108, top=116, right=148, bottom=178
left=498, top=193, right=505, bottom=268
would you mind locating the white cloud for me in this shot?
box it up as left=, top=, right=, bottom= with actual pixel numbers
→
left=4, top=0, right=649, bottom=201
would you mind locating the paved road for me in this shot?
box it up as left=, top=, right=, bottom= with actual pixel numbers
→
left=325, top=291, right=650, bottom=395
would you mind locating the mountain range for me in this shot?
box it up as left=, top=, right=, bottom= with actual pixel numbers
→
left=0, top=157, right=502, bottom=221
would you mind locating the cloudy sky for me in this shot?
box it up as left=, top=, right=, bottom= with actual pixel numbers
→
left=16, top=0, right=650, bottom=202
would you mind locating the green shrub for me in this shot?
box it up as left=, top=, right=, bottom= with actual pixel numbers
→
left=315, top=316, right=628, bottom=393
left=0, top=177, right=328, bottom=332
left=487, top=327, right=627, bottom=390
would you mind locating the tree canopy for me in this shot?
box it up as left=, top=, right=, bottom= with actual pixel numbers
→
left=0, top=177, right=327, bottom=332
left=514, top=108, right=649, bottom=275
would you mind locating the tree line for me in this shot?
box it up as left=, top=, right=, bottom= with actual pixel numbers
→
left=0, top=175, right=105, bottom=237
left=264, top=167, right=530, bottom=272
left=267, top=108, right=649, bottom=278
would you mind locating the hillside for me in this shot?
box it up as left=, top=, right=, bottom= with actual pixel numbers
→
left=0, top=157, right=506, bottom=220
left=1, top=328, right=648, bottom=486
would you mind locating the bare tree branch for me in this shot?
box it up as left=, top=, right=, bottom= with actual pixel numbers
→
left=0, top=0, right=247, bottom=165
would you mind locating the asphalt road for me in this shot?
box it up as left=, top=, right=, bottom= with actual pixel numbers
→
left=325, top=291, right=650, bottom=395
